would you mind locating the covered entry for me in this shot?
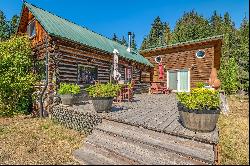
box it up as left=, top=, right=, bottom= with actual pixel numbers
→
left=167, top=69, right=190, bottom=92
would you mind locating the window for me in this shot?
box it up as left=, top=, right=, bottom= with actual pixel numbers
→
left=77, top=65, right=97, bottom=84
left=27, top=19, right=36, bottom=38
left=124, top=67, right=132, bottom=81
left=196, top=50, right=205, bottom=58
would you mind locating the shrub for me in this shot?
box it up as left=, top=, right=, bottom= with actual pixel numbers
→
left=196, top=82, right=205, bottom=88
left=176, top=88, right=220, bottom=111
left=85, top=83, right=121, bottom=97
left=0, top=36, right=36, bottom=117
left=58, top=83, right=81, bottom=95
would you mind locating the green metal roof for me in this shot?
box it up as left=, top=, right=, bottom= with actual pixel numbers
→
left=139, top=35, right=223, bottom=53
left=24, top=2, right=153, bottom=67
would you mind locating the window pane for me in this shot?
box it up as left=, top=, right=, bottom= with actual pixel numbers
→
left=28, top=20, right=36, bottom=37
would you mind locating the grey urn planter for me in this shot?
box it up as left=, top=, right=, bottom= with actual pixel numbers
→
left=60, top=94, right=75, bottom=106
left=178, top=102, right=221, bottom=132
left=91, top=97, right=113, bottom=113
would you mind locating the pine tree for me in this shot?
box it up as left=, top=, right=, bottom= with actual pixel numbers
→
left=9, top=15, right=19, bottom=36
left=210, top=11, right=223, bottom=35
left=140, top=16, right=166, bottom=50
left=237, top=17, right=249, bottom=92
left=112, top=33, right=118, bottom=42
left=120, top=36, right=128, bottom=47
left=162, top=22, right=172, bottom=45
left=0, top=10, right=9, bottom=41
left=140, top=37, right=149, bottom=50
left=171, top=10, right=212, bottom=43
left=131, top=32, right=137, bottom=50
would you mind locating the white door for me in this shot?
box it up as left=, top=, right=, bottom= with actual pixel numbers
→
left=167, top=69, right=190, bottom=92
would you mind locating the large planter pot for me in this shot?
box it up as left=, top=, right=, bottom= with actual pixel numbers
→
left=178, top=102, right=221, bottom=132
left=91, top=97, right=113, bottom=113
left=60, top=94, right=74, bottom=106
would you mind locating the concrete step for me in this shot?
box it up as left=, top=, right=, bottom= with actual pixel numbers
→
left=85, top=128, right=207, bottom=165
left=94, top=119, right=214, bottom=164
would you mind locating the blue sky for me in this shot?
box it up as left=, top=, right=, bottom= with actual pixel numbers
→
left=0, top=0, right=249, bottom=47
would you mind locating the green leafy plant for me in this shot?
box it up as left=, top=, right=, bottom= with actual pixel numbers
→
left=176, top=88, right=220, bottom=111
left=196, top=82, right=205, bottom=88
left=85, top=83, right=121, bottom=98
left=0, top=36, right=36, bottom=117
left=58, top=83, right=81, bottom=95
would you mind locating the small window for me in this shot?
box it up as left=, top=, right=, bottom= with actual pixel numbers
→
left=27, top=19, right=36, bottom=38
left=196, top=50, right=205, bottom=58
left=155, top=56, right=162, bottom=63
left=77, top=65, right=97, bottom=84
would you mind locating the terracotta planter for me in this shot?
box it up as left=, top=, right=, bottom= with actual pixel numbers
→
left=178, top=102, right=220, bottom=132
left=91, top=97, right=113, bottom=113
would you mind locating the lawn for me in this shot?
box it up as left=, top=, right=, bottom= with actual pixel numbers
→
left=0, top=116, right=85, bottom=165
left=218, top=94, right=249, bottom=165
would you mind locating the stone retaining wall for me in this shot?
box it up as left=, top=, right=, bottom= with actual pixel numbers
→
left=51, top=104, right=102, bottom=135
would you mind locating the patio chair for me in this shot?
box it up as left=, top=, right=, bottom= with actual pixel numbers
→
left=123, top=85, right=133, bottom=102
left=150, top=82, right=171, bottom=94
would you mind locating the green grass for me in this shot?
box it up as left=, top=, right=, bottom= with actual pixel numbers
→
left=218, top=95, right=249, bottom=165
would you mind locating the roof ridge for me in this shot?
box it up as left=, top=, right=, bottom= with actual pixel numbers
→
left=139, top=35, right=224, bottom=52
left=24, top=2, right=127, bottom=49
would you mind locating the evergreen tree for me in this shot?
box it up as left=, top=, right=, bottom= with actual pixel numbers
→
left=140, top=37, right=149, bottom=50
left=140, top=16, right=166, bottom=50
left=171, top=10, right=212, bottom=43
left=9, top=15, right=19, bottom=36
left=120, top=36, right=128, bottom=47
left=131, top=32, right=137, bottom=50
left=237, top=17, right=249, bottom=92
left=112, top=33, right=118, bottom=42
left=210, top=11, right=223, bottom=35
left=162, top=22, right=172, bottom=45
left=0, top=10, right=9, bottom=41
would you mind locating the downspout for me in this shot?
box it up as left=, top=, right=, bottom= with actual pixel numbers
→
left=39, top=35, right=49, bottom=117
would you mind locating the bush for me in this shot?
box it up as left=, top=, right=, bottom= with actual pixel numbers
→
left=218, top=57, right=239, bottom=94
left=176, top=88, right=220, bottom=111
left=58, top=83, right=81, bottom=95
left=0, top=36, right=36, bottom=117
left=196, top=82, right=205, bottom=88
left=85, top=83, right=121, bottom=97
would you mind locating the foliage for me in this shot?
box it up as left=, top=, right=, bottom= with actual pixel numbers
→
left=0, top=36, right=35, bottom=116
left=0, top=10, right=9, bottom=41
left=58, top=83, right=81, bottom=95
left=9, top=15, right=19, bottom=36
left=140, top=16, right=171, bottom=50
left=218, top=57, right=239, bottom=94
left=85, top=83, right=121, bottom=97
left=196, top=82, right=205, bottom=88
left=176, top=88, right=220, bottom=111
left=171, top=11, right=212, bottom=43
left=0, top=10, right=20, bottom=41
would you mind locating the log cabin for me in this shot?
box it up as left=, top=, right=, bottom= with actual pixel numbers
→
left=140, top=35, right=223, bottom=92
left=17, top=2, right=153, bottom=112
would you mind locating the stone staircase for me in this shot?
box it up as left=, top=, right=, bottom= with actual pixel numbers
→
left=73, top=119, right=216, bottom=165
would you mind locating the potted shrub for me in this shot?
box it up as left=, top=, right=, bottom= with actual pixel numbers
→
left=176, top=88, right=221, bottom=132
left=85, top=83, right=121, bottom=113
left=58, top=83, right=81, bottom=105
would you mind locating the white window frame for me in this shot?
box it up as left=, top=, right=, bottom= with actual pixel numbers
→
left=27, top=19, right=36, bottom=39
left=196, top=50, right=206, bottom=59
left=167, top=69, right=190, bottom=92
